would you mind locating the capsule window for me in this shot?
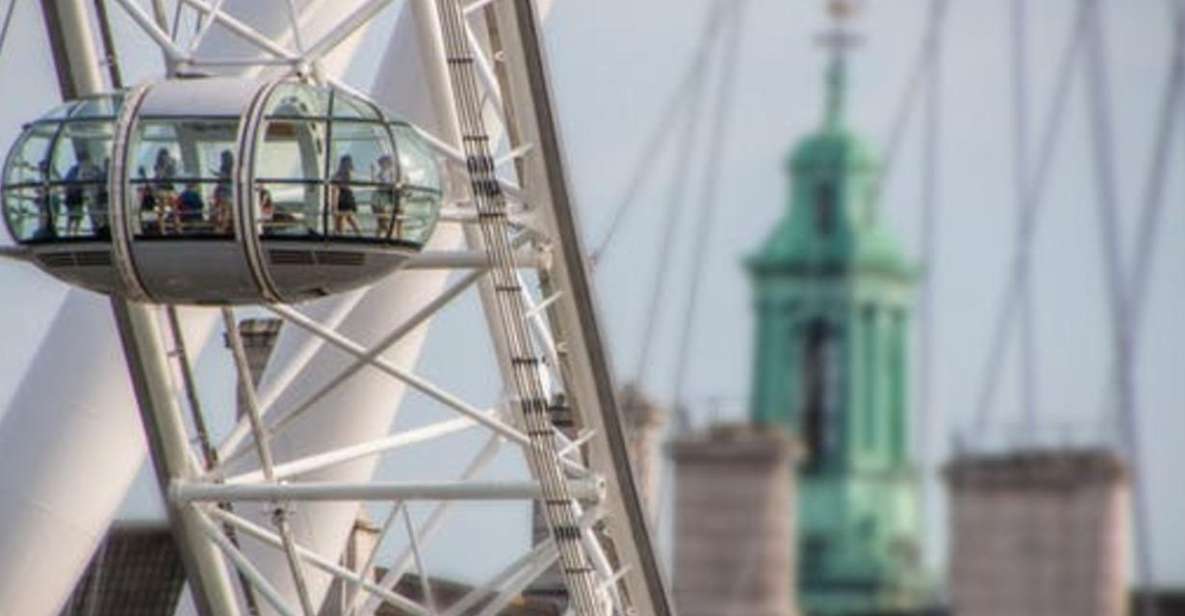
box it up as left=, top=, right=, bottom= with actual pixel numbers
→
left=128, top=119, right=240, bottom=238
left=328, top=122, right=396, bottom=238
left=391, top=124, right=443, bottom=245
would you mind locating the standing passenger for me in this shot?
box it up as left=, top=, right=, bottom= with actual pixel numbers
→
left=373, top=154, right=401, bottom=239
left=330, top=154, right=361, bottom=235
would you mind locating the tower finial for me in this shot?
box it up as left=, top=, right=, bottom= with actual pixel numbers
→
left=818, top=0, right=863, bottom=129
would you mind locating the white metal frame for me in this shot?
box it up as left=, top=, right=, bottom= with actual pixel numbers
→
left=33, top=1, right=673, bottom=615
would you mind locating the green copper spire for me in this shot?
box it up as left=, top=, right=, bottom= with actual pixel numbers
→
left=744, top=2, right=930, bottom=613
left=823, top=36, right=848, bottom=129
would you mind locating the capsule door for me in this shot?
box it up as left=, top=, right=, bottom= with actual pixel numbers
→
left=124, top=79, right=261, bottom=304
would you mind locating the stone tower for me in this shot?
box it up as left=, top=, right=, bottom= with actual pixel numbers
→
left=745, top=5, right=926, bottom=613
left=946, top=449, right=1130, bottom=616
left=223, top=317, right=283, bottom=419
left=670, top=424, right=801, bottom=616
left=619, top=383, right=668, bottom=520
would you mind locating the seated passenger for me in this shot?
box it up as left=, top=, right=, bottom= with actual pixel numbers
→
left=177, top=182, right=205, bottom=229
left=372, top=154, right=402, bottom=239
left=330, top=154, right=361, bottom=235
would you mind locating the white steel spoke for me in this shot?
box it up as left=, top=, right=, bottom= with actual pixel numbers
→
left=283, top=0, right=306, bottom=54
left=357, top=434, right=502, bottom=615
left=305, top=0, right=397, bottom=61
left=442, top=539, right=557, bottom=616
left=113, top=0, right=188, bottom=62
left=464, top=21, right=504, bottom=111
left=178, top=0, right=299, bottom=61
left=208, top=507, right=431, bottom=616
left=265, top=303, right=542, bottom=454
left=194, top=510, right=300, bottom=616
left=217, top=271, right=485, bottom=470
left=185, top=0, right=227, bottom=54
left=217, top=290, right=368, bottom=463
left=223, top=308, right=318, bottom=616
left=174, top=479, right=602, bottom=503
left=221, top=413, right=493, bottom=485
left=343, top=501, right=407, bottom=616
left=402, top=507, right=439, bottom=614
left=474, top=545, right=561, bottom=616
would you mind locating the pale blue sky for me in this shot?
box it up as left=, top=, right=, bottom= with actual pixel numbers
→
left=1, top=0, right=1182, bottom=587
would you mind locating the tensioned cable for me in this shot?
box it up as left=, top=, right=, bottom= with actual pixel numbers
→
left=632, top=11, right=723, bottom=388
left=1011, top=0, right=1039, bottom=434
left=872, top=0, right=949, bottom=206
left=915, top=0, right=946, bottom=569
left=1081, top=3, right=1158, bottom=614
left=588, top=3, right=731, bottom=264
left=670, top=0, right=749, bottom=430
left=1090, top=0, right=1185, bottom=436
left=0, top=0, right=17, bottom=60
left=971, top=1, right=1091, bottom=435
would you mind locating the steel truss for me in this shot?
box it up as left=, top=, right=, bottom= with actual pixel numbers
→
left=37, top=0, right=671, bottom=614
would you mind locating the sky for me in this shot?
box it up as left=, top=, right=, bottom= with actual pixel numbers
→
left=0, top=0, right=1183, bottom=589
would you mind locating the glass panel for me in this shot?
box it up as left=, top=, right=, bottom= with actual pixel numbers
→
left=69, top=95, right=123, bottom=119
left=5, top=124, right=60, bottom=186
left=392, top=124, right=441, bottom=191
left=52, top=122, right=114, bottom=182
left=40, top=101, right=77, bottom=120
left=256, top=181, right=324, bottom=238
left=128, top=119, right=240, bottom=238
left=257, top=120, right=326, bottom=181
left=3, top=184, right=109, bottom=242
left=330, top=122, right=393, bottom=183
left=327, top=122, right=395, bottom=239
left=331, top=92, right=380, bottom=120
left=3, top=187, right=53, bottom=242
left=266, top=83, right=329, bottom=118
left=395, top=188, right=441, bottom=245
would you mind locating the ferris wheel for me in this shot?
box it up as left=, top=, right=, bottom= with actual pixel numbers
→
left=0, top=1, right=671, bottom=615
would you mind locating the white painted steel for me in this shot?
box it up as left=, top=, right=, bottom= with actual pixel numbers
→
left=0, top=3, right=224, bottom=611
left=0, top=293, right=213, bottom=614
left=173, top=479, right=603, bottom=503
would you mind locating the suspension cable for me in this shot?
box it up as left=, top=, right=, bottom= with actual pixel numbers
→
left=670, top=0, right=749, bottom=430
left=1011, top=0, right=1040, bottom=434
left=915, top=0, right=946, bottom=569
left=590, top=1, right=731, bottom=263
left=873, top=0, right=949, bottom=205
left=972, top=1, right=1091, bottom=435
left=0, top=0, right=16, bottom=60
left=1081, top=3, right=1158, bottom=613
left=631, top=9, right=723, bottom=388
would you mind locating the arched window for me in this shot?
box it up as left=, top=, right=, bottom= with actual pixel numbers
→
left=815, top=180, right=837, bottom=235
left=802, top=319, right=839, bottom=468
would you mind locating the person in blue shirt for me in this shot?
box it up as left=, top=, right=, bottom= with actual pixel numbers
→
left=177, top=182, right=204, bottom=230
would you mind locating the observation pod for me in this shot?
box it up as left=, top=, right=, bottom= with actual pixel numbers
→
left=2, top=77, right=444, bottom=304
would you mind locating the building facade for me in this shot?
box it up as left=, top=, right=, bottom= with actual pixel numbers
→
left=946, top=449, right=1130, bottom=616
left=746, top=22, right=927, bottom=615
left=670, top=424, right=801, bottom=616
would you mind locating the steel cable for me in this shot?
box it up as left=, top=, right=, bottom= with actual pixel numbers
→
left=669, top=0, right=749, bottom=429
